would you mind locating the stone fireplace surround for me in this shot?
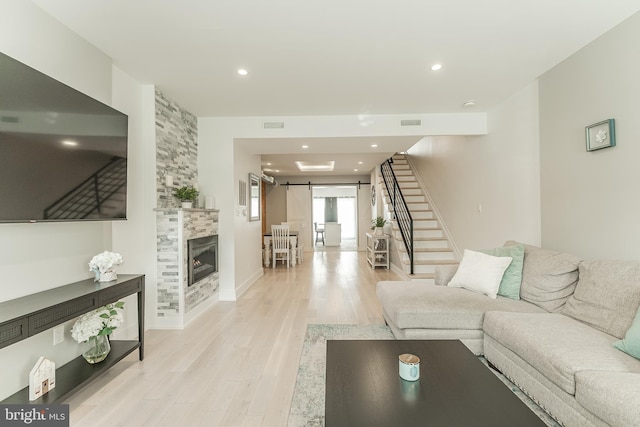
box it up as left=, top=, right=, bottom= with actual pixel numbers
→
left=155, top=207, right=219, bottom=328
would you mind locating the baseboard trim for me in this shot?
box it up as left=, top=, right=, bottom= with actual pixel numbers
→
left=148, top=315, right=184, bottom=330
left=235, top=268, right=264, bottom=299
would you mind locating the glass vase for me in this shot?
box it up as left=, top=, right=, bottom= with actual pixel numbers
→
left=83, top=335, right=111, bottom=364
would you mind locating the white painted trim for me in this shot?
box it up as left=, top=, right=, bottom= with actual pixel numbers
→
left=235, top=268, right=264, bottom=299
left=404, top=154, right=462, bottom=260
left=149, top=315, right=184, bottom=330
left=148, top=293, right=221, bottom=329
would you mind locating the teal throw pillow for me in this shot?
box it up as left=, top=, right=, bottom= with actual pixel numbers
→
left=479, top=244, right=525, bottom=300
left=613, top=307, right=640, bottom=360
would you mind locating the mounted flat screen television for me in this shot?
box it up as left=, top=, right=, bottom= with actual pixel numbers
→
left=0, top=51, right=128, bottom=223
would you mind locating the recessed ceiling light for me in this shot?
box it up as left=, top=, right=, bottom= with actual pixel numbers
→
left=275, top=169, right=280, bottom=173
left=463, top=100, right=476, bottom=108
left=354, top=169, right=359, bottom=172
left=237, top=69, right=248, bottom=76
left=302, top=145, right=309, bottom=149
left=431, top=64, right=442, bottom=71
left=358, top=161, right=363, bottom=165
left=62, top=140, right=78, bottom=147
left=371, top=144, right=378, bottom=148
left=266, top=162, right=272, bottom=166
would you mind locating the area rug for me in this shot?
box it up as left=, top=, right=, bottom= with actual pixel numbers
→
left=288, top=324, right=560, bottom=427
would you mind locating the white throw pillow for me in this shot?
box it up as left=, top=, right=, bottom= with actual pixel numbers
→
left=447, top=249, right=513, bottom=299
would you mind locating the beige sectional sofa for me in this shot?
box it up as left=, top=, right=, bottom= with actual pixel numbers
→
left=376, top=242, right=640, bottom=427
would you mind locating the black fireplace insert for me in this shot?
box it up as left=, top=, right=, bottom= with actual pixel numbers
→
left=188, top=235, right=218, bottom=286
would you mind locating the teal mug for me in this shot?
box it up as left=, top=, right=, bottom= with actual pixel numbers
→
left=399, top=353, right=420, bottom=381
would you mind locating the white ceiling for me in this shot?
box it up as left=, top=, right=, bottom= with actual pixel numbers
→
left=237, top=135, right=421, bottom=176
left=31, top=0, right=640, bottom=175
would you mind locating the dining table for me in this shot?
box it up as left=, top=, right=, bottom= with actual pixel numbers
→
left=263, top=231, right=298, bottom=267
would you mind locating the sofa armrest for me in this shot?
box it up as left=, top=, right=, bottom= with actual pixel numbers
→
left=435, top=265, right=458, bottom=286
left=576, top=371, right=640, bottom=427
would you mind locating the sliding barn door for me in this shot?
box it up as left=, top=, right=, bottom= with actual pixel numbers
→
left=286, top=186, right=312, bottom=250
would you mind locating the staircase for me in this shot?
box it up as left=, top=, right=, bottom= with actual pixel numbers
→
left=381, top=154, right=458, bottom=281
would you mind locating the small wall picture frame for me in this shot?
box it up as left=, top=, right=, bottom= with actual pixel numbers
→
left=586, top=119, right=615, bottom=151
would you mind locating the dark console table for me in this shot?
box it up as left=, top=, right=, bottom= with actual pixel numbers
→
left=0, top=274, right=144, bottom=404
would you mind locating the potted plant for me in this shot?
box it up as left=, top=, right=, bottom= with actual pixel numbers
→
left=371, top=216, right=386, bottom=236
left=174, top=185, right=199, bottom=208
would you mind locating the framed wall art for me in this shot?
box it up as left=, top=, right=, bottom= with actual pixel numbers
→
left=585, top=119, right=615, bottom=152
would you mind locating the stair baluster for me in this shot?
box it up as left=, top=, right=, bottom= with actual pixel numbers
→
left=381, top=158, right=414, bottom=275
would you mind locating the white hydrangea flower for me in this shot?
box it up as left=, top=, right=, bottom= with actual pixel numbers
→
left=70, top=302, right=125, bottom=343
left=70, top=312, right=103, bottom=343
left=88, top=251, right=123, bottom=275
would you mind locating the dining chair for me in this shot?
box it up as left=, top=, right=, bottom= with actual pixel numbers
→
left=271, top=224, right=290, bottom=268
left=314, top=222, right=325, bottom=246
left=283, top=221, right=303, bottom=263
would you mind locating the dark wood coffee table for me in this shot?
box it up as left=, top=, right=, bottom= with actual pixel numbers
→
left=325, top=340, right=545, bottom=427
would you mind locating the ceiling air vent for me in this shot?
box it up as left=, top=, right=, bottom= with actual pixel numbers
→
left=400, top=119, right=421, bottom=127
left=263, top=121, right=285, bottom=129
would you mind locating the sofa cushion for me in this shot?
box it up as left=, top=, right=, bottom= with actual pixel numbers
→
left=575, top=371, right=640, bottom=427
left=562, top=260, right=640, bottom=339
left=434, top=265, right=458, bottom=286
left=613, top=305, right=640, bottom=359
left=505, top=241, right=580, bottom=312
left=483, top=312, right=640, bottom=395
left=479, top=244, right=525, bottom=300
left=447, top=249, right=513, bottom=299
left=376, top=281, right=544, bottom=330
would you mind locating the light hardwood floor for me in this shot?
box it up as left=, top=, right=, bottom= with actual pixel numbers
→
left=67, top=250, right=402, bottom=426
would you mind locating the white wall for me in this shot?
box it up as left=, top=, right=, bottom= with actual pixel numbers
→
left=539, top=12, right=640, bottom=260
left=232, top=143, right=264, bottom=297
left=0, top=1, right=150, bottom=400
left=111, top=69, right=158, bottom=335
left=407, top=82, right=541, bottom=252
left=0, top=2, right=116, bottom=302
left=0, top=1, right=112, bottom=106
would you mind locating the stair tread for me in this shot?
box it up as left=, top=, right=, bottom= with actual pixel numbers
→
left=399, top=247, right=453, bottom=253
left=405, top=237, right=449, bottom=241
left=393, top=226, right=442, bottom=231
left=409, top=273, right=435, bottom=280
left=402, top=259, right=459, bottom=265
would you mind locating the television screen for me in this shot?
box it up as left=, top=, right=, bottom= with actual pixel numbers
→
left=0, top=51, right=128, bottom=223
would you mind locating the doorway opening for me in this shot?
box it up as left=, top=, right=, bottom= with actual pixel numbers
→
left=311, top=186, right=358, bottom=250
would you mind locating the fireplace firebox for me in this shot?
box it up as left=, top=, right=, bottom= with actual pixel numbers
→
left=188, top=235, right=218, bottom=286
